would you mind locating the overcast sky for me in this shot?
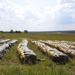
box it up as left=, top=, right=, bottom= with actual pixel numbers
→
left=0, top=0, right=75, bottom=31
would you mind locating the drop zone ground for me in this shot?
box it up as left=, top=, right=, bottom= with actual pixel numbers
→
left=0, top=33, right=75, bottom=75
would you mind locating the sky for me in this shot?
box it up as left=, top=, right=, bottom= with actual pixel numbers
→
left=0, top=0, right=75, bottom=31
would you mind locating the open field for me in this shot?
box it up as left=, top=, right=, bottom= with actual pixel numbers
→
left=0, top=33, right=75, bottom=75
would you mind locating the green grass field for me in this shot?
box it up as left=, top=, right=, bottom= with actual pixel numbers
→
left=0, top=33, right=75, bottom=75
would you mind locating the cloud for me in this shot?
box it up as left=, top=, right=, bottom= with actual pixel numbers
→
left=54, top=0, right=75, bottom=24
left=0, top=0, right=75, bottom=31
left=60, top=0, right=75, bottom=3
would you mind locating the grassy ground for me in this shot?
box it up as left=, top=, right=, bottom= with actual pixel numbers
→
left=0, top=33, right=75, bottom=75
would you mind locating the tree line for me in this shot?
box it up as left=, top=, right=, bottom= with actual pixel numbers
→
left=0, top=30, right=28, bottom=33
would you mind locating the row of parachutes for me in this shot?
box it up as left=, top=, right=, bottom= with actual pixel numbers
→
left=17, top=39, right=75, bottom=64
left=17, top=39, right=37, bottom=63
left=31, top=40, right=75, bottom=63
left=0, top=39, right=75, bottom=64
left=38, top=40, right=75, bottom=57
left=0, top=39, right=38, bottom=63
left=0, top=39, right=18, bottom=59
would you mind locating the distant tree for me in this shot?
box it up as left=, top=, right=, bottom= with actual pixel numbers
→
left=24, top=30, right=28, bottom=33
left=10, top=29, right=14, bottom=33
left=0, top=31, right=3, bottom=33
left=15, top=31, right=21, bottom=33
